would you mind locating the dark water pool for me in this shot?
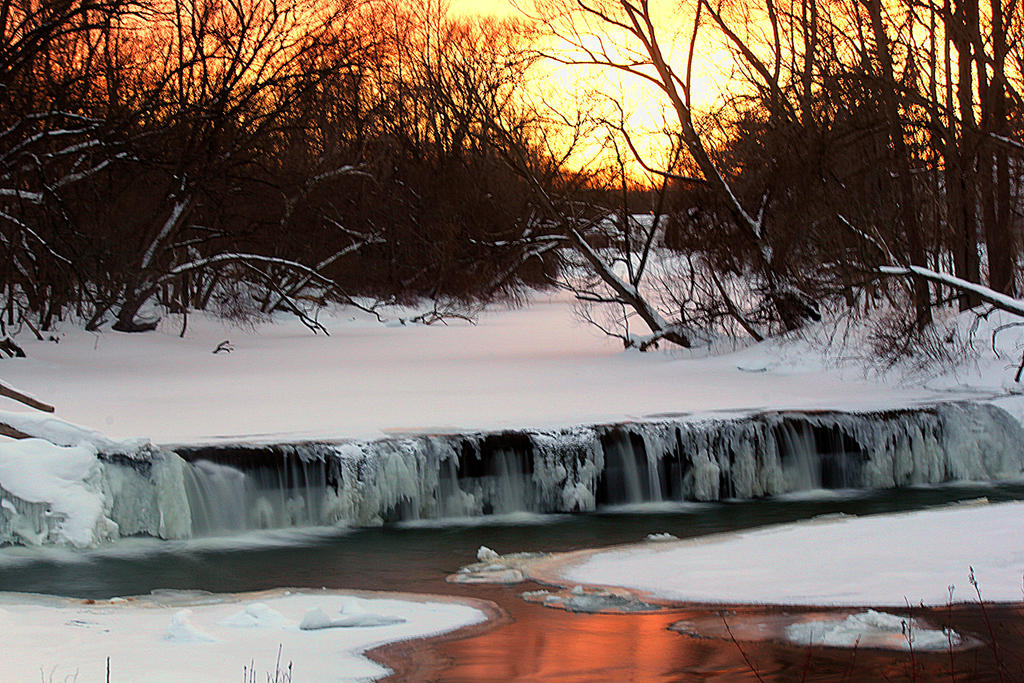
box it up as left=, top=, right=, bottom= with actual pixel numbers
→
left=2, top=482, right=1022, bottom=600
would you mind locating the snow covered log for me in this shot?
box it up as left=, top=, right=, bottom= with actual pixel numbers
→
left=880, top=265, right=1024, bottom=317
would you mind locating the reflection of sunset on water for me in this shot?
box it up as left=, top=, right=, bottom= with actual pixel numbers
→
left=438, top=599, right=733, bottom=681
left=395, top=584, right=1024, bottom=681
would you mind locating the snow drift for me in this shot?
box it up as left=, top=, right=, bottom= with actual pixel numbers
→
left=558, top=500, right=1024, bottom=606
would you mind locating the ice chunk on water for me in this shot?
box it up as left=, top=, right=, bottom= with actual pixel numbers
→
left=785, top=610, right=960, bottom=650
left=477, top=546, right=500, bottom=562
left=524, top=585, right=663, bottom=613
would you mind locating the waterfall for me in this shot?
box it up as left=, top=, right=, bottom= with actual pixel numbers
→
left=3, top=402, right=1023, bottom=546
left=170, top=402, right=1024, bottom=536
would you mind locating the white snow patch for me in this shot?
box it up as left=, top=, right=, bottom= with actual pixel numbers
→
left=0, top=590, right=485, bottom=682
left=560, top=501, right=1024, bottom=606
left=166, top=609, right=217, bottom=642
left=0, top=294, right=1000, bottom=445
left=0, top=438, right=112, bottom=547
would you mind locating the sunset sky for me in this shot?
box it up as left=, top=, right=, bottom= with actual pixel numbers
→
left=441, top=0, right=726, bottom=180
left=450, top=0, right=518, bottom=15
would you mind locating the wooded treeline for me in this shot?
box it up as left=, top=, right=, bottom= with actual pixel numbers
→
left=1, top=0, right=554, bottom=335
left=3, top=0, right=1024, bottom=354
left=507, top=0, right=1024, bottom=352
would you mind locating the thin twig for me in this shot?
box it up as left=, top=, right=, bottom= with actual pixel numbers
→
left=721, top=613, right=765, bottom=683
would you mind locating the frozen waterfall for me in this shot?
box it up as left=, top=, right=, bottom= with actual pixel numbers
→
left=169, top=402, right=1024, bottom=535
left=2, top=402, right=1023, bottom=546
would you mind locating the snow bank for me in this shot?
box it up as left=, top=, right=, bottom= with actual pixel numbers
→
left=0, top=415, right=192, bottom=548
left=0, top=409, right=149, bottom=454
left=0, top=295, right=999, bottom=444
left=0, top=439, right=111, bottom=547
left=0, top=589, right=486, bottom=682
left=558, top=501, right=1024, bottom=606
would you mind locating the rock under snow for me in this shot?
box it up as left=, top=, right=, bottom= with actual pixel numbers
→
left=298, top=602, right=406, bottom=630
left=218, top=602, right=291, bottom=629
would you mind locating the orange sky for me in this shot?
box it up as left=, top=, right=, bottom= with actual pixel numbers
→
left=449, top=0, right=518, bottom=15
left=446, top=0, right=725, bottom=181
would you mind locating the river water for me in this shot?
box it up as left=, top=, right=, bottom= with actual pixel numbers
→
left=2, top=481, right=1022, bottom=599
left=3, top=483, right=1023, bottom=681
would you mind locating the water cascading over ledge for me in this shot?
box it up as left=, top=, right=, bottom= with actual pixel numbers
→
left=163, top=401, right=1024, bottom=535
left=3, top=402, right=1021, bottom=546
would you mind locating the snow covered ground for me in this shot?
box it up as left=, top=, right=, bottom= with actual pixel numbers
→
left=0, top=295, right=1022, bottom=670
left=0, top=589, right=485, bottom=682
left=556, top=501, right=1024, bottom=606
left=0, top=293, right=1014, bottom=445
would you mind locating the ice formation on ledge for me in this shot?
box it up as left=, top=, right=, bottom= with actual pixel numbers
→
left=3, top=401, right=1024, bottom=546
left=0, top=411, right=191, bottom=548
left=175, top=402, right=1024, bottom=533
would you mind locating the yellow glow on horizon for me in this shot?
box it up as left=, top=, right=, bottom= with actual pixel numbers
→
left=446, top=0, right=736, bottom=185
left=448, top=0, right=517, bottom=16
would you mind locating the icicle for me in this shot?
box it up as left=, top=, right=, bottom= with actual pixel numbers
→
left=4, top=402, right=1022, bottom=547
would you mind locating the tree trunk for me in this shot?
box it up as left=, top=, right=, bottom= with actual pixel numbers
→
left=112, top=292, right=159, bottom=332
left=985, top=0, right=1016, bottom=295
left=866, top=0, right=931, bottom=325
left=949, top=0, right=982, bottom=309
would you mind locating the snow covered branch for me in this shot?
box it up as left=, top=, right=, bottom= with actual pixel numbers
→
left=879, top=265, right=1024, bottom=318
left=569, top=227, right=693, bottom=349
left=0, top=381, right=55, bottom=413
